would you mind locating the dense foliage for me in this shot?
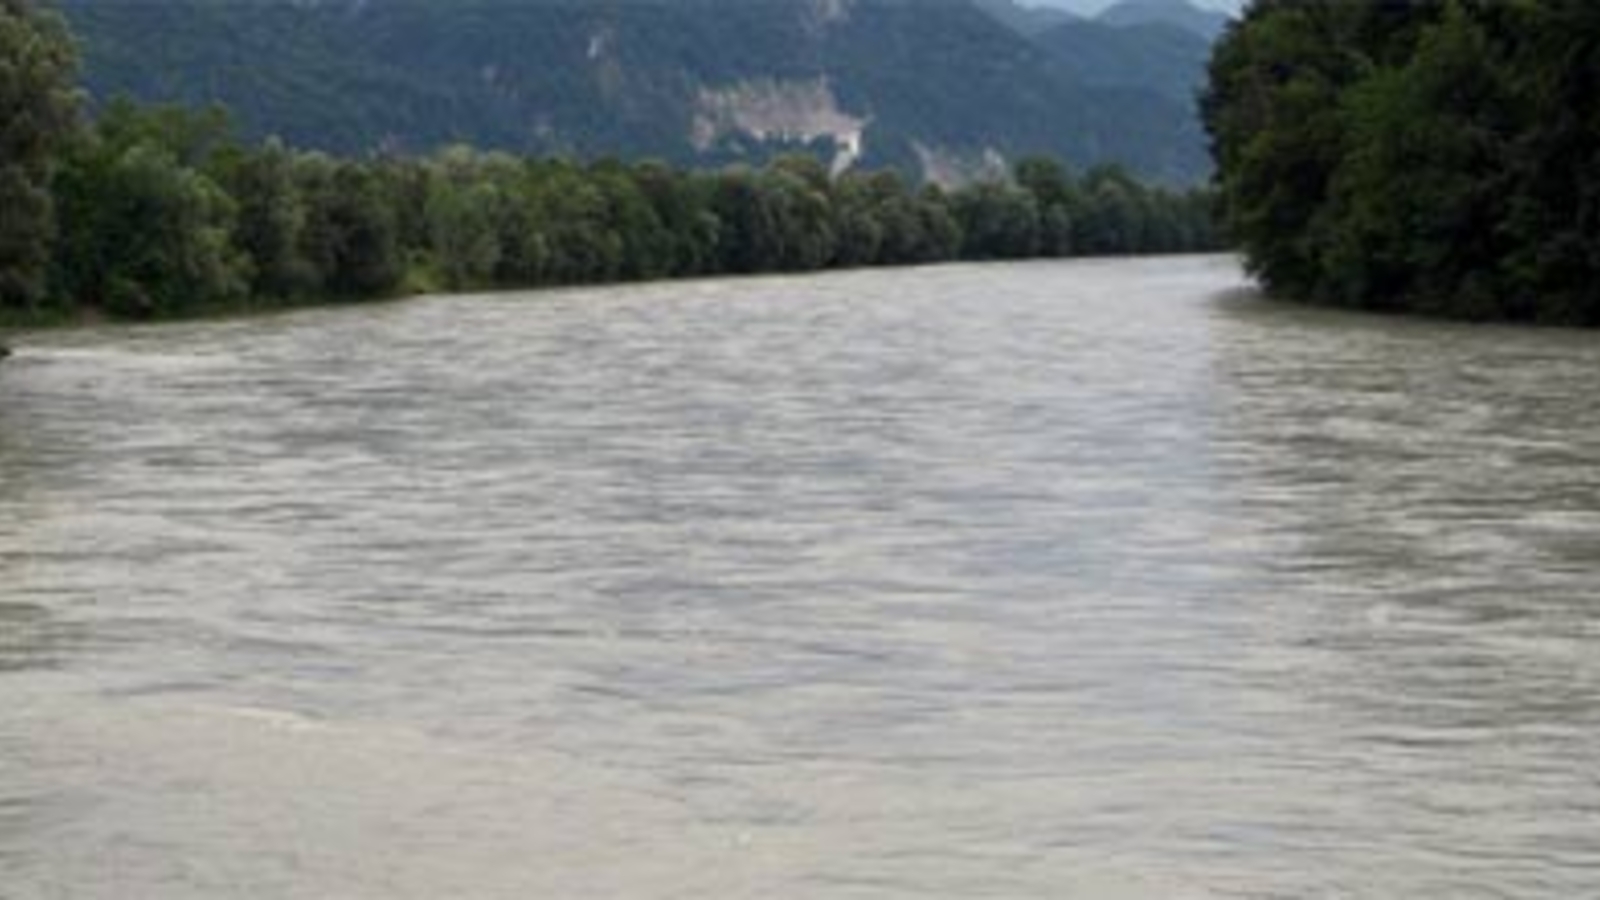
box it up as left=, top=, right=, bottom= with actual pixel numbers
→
left=2, top=0, right=1221, bottom=326
left=1205, top=0, right=1600, bottom=324
left=0, top=0, right=77, bottom=308
left=18, top=104, right=1219, bottom=321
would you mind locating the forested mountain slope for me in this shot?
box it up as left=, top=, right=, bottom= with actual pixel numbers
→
left=1032, top=18, right=1210, bottom=104
left=57, top=0, right=1211, bottom=183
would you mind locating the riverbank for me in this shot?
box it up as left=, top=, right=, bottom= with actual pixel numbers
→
left=0, top=262, right=446, bottom=345
left=0, top=284, right=411, bottom=334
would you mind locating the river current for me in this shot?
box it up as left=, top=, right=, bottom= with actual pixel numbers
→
left=1, top=257, right=1596, bottom=898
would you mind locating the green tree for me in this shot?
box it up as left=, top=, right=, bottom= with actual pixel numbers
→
left=913, top=185, right=964, bottom=263
left=953, top=181, right=1039, bottom=260
left=1500, top=0, right=1600, bottom=323
left=591, top=160, right=673, bottom=282
left=759, top=164, right=836, bottom=272
left=1015, top=157, right=1079, bottom=256
left=1077, top=166, right=1143, bottom=256
left=864, top=171, right=927, bottom=266
left=1207, top=0, right=1600, bottom=323
left=224, top=139, right=315, bottom=300
left=830, top=173, right=886, bottom=267
left=1203, top=2, right=1385, bottom=294
left=300, top=160, right=403, bottom=297
left=53, top=137, right=246, bottom=317
left=708, top=167, right=779, bottom=274
left=1318, top=4, right=1519, bottom=316
left=423, top=146, right=508, bottom=290
left=630, top=161, right=718, bottom=278
left=0, top=0, right=78, bottom=311
left=536, top=161, right=623, bottom=284
left=93, top=99, right=233, bottom=170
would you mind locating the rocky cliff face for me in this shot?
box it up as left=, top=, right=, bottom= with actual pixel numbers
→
left=691, top=79, right=869, bottom=176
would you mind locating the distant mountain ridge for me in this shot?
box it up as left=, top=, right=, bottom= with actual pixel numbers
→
left=981, top=0, right=1215, bottom=108
left=1096, top=0, right=1230, bottom=41
left=1012, top=0, right=1232, bottom=40
left=1032, top=19, right=1210, bottom=104
left=56, top=0, right=1213, bottom=183
left=973, top=0, right=1079, bottom=37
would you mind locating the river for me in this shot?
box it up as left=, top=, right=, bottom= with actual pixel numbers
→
left=1, top=256, right=1596, bottom=898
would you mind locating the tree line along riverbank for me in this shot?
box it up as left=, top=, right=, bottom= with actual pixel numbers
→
left=0, top=0, right=1221, bottom=335
left=1205, top=1, right=1600, bottom=325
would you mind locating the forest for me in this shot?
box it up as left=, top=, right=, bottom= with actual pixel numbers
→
left=1205, top=0, right=1600, bottom=324
left=0, top=0, right=1221, bottom=327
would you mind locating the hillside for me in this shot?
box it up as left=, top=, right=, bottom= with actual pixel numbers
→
left=56, top=0, right=1211, bottom=184
left=1098, top=0, right=1230, bottom=40
left=973, top=0, right=1078, bottom=37
left=1031, top=19, right=1209, bottom=104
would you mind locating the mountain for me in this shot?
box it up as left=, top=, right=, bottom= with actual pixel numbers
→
left=973, top=0, right=1212, bottom=127
left=1031, top=19, right=1210, bottom=104
left=55, top=0, right=1212, bottom=184
left=1015, top=0, right=1239, bottom=27
left=1014, top=0, right=1110, bottom=16
left=973, top=0, right=1079, bottom=37
left=1097, top=0, right=1230, bottom=41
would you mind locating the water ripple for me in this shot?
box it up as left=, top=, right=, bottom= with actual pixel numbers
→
left=2, top=258, right=1597, bottom=898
